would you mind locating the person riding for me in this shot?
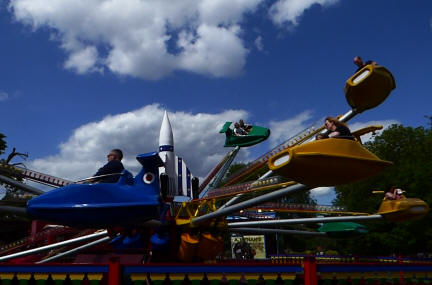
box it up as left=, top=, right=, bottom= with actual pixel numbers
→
left=239, top=119, right=252, bottom=133
left=233, top=122, right=248, bottom=136
left=354, top=56, right=377, bottom=72
left=384, top=187, right=405, bottom=200
left=323, top=117, right=354, bottom=140
left=93, top=149, right=124, bottom=183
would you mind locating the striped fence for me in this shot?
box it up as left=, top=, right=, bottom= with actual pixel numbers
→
left=0, top=257, right=431, bottom=285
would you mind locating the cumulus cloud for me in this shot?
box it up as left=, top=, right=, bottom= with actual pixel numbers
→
left=8, top=0, right=263, bottom=80
left=268, top=110, right=318, bottom=147
left=29, top=104, right=250, bottom=181
left=177, top=24, right=248, bottom=77
left=309, top=186, right=335, bottom=205
left=254, top=35, right=264, bottom=51
left=269, top=0, right=339, bottom=27
left=7, top=0, right=339, bottom=80
left=0, top=91, right=9, bottom=101
left=310, top=186, right=332, bottom=196
left=64, top=46, right=100, bottom=74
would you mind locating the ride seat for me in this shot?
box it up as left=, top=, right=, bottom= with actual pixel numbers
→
left=117, top=170, right=134, bottom=185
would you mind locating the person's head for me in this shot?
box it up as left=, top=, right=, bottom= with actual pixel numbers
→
left=108, top=149, right=123, bottom=161
left=234, top=122, right=240, bottom=128
left=353, top=56, right=363, bottom=67
left=324, top=117, right=339, bottom=131
left=324, top=116, right=347, bottom=131
left=239, top=119, right=245, bottom=126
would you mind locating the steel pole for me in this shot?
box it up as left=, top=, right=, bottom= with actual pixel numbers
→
left=192, top=183, right=310, bottom=224
left=36, top=236, right=111, bottom=264
left=231, top=227, right=327, bottom=236
left=0, top=206, right=26, bottom=215
left=228, top=214, right=383, bottom=227
left=0, top=230, right=108, bottom=262
left=0, top=174, right=44, bottom=195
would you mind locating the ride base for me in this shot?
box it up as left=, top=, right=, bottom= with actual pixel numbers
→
left=1, top=255, right=432, bottom=285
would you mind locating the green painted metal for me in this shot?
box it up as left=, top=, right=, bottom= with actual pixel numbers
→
left=318, top=222, right=368, bottom=238
left=219, top=122, right=270, bottom=147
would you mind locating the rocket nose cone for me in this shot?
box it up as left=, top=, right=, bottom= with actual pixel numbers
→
left=159, top=111, right=174, bottom=147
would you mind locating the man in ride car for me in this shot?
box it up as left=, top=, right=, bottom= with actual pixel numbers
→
left=93, top=149, right=124, bottom=183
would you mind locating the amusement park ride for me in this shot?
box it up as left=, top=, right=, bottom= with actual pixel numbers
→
left=0, top=64, right=429, bottom=264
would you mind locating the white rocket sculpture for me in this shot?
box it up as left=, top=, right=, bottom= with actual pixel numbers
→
left=159, top=111, right=176, bottom=197
left=158, top=111, right=194, bottom=199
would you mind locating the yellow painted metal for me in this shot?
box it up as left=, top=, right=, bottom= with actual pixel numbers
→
left=268, top=139, right=393, bottom=186
left=280, top=273, right=297, bottom=280
left=378, top=197, right=429, bottom=221
left=351, top=125, right=383, bottom=143
left=0, top=273, right=15, bottom=280
left=149, top=273, right=167, bottom=281
left=177, top=233, right=199, bottom=261
left=175, top=199, right=219, bottom=225
left=169, top=273, right=190, bottom=280
left=130, top=273, right=148, bottom=281
left=69, top=273, right=85, bottom=281
left=87, top=273, right=103, bottom=281
left=16, top=273, right=32, bottom=280
left=51, top=273, right=67, bottom=281
left=197, top=233, right=224, bottom=260
left=345, top=65, right=396, bottom=112
left=34, top=274, right=49, bottom=281
left=206, top=273, right=224, bottom=280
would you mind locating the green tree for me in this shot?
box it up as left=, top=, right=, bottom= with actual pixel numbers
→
left=334, top=120, right=432, bottom=255
left=0, top=134, right=27, bottom=197
left=0, top=133, right=6, bottom=155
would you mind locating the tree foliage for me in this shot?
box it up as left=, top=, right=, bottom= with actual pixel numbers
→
left=333, top=120, right=432, bottom=255
left=0, top=133, right=6, bottom=155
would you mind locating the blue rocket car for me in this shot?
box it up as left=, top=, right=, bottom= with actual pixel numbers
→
left=27, top=152, right=164, bottom=228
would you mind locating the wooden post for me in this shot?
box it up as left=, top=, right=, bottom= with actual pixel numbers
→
left=108, top=257, right=122, bottom=285
left=304, top=256, right=317, bottom=285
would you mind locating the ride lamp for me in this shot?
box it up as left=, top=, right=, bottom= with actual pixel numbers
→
left=273, top=153, right=290, bottom=167
left=352, top=69, right=370, bottom=85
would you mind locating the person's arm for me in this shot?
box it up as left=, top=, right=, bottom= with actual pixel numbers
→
left=328, top=131, right=340, bottom=138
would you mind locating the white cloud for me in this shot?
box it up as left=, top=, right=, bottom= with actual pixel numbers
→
left=177, top=24, right=248, bottom=77
left=269, top=0, right=339, bottom=27
left=254, top=35, right=264, bottom=51
left=268, top=110, right=317, bottom=147
left=8, top=0, right=339, bottom=80
left=310, top=186, right=332, bottom=196
left=64, top=46, right=100, bottom=74
left=8, top=0, right=263, bottom=80
left=309, top=186, right=335, bottom=205
left=348, top=119, right=399, bottom=143
left=0, top=91, right=9, bottom=101
left=29, top=104, right=250, bottom=181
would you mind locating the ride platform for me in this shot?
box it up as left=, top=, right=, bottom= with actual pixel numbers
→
left=268, top=138, right=393, bottom=186
left=345, top=64, right=396, bottom=112
left=220, top=122, right=270, bottom=147
left=378, top=197, right=429, bottom=221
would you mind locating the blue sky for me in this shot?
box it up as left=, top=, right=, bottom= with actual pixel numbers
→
left=1, top=0, right=431, bottom=204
